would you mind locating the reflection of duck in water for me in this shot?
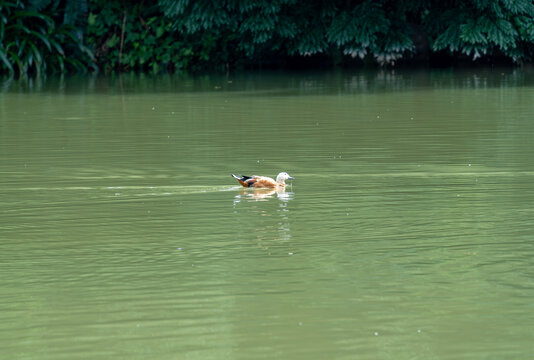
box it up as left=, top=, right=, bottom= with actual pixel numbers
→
left=231, top=172, right=294, bottom=188
left=236, top=187, right=293, bottom=201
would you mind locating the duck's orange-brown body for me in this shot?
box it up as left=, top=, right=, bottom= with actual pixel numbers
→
left=232, top=173, right=294, bottom=189
left=232, top=175, right=278, bottom=188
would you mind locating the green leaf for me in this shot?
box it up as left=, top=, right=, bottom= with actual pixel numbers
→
left=18, top=38, right=27, bottom=56
left=28, top=40, right=42, bottom=64
left=13, top=11, right=54, bottom=27
left=6, top=24, right=31, bottom=34
left=78, top=44, right=95, bottom=61
left=88, top=12, right=97, bottom=26
left=29, top=30, right=51, bottom=50
left=0, top=47, right=14, bottom=73
left=156, top=25, right=165, bottom=38
left=57, top=54, right=64, bottom=72
left=7, top=50, right=23, bottom=74
left=107, top=33, right=119, bottom=48
left=49, top=38, right=65, bottom=56
left=64, top=57, right=87, bottom=72
left=0, top=15, right=5, bottom=40
left=26, top=51, right=33, bottom=67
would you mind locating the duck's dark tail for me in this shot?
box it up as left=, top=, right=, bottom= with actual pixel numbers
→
left=232, top=174, right=252, bottom=180
left=232, top=174, right=252, bottom=187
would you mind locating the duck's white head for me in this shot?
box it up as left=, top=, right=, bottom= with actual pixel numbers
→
left=276, top=172, right=294, bottom=184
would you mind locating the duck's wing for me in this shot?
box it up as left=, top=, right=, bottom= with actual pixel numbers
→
left=232, top=174, right=259, bottom=187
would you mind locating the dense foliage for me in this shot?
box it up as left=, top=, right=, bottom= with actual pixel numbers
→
left=158, top=0, right=534, bottom=67
left=2, top=0, right=534, bottom=75
left=87, top=1, right=190, bottom=72
left=0, top=0, right=94, bottom=75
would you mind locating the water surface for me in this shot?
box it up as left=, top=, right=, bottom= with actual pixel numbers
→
left=1, top=70, right=534, bottom=359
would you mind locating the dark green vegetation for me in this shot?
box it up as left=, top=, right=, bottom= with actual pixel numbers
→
left=0, top=0, right=93, bottom=75
left=2, top=0, right=534, bottom=75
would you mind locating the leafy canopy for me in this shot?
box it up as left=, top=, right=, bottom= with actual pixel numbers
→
left=2, top=0, right=534, bottom=75
left=158, top=0, right=534, bottom=66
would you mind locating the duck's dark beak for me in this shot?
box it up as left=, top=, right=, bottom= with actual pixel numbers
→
left=288, top=176, right=295, bottom=180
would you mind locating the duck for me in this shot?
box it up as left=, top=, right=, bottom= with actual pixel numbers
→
left=232, top=172, right=294, bottom=188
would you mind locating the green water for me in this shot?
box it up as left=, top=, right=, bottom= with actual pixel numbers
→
left=1, top=70, right=534, bottom=359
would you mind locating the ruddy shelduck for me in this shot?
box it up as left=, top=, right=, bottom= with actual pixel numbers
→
left=232, top=172, right=294, bottom=188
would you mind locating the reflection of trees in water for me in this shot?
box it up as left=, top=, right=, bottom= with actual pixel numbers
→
left=3, top=70, right=528, bottom=95
left=233, top=188, right=294, bottom=254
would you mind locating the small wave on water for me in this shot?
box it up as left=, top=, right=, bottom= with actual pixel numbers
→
left=11, top=185, right=239, bottom=197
